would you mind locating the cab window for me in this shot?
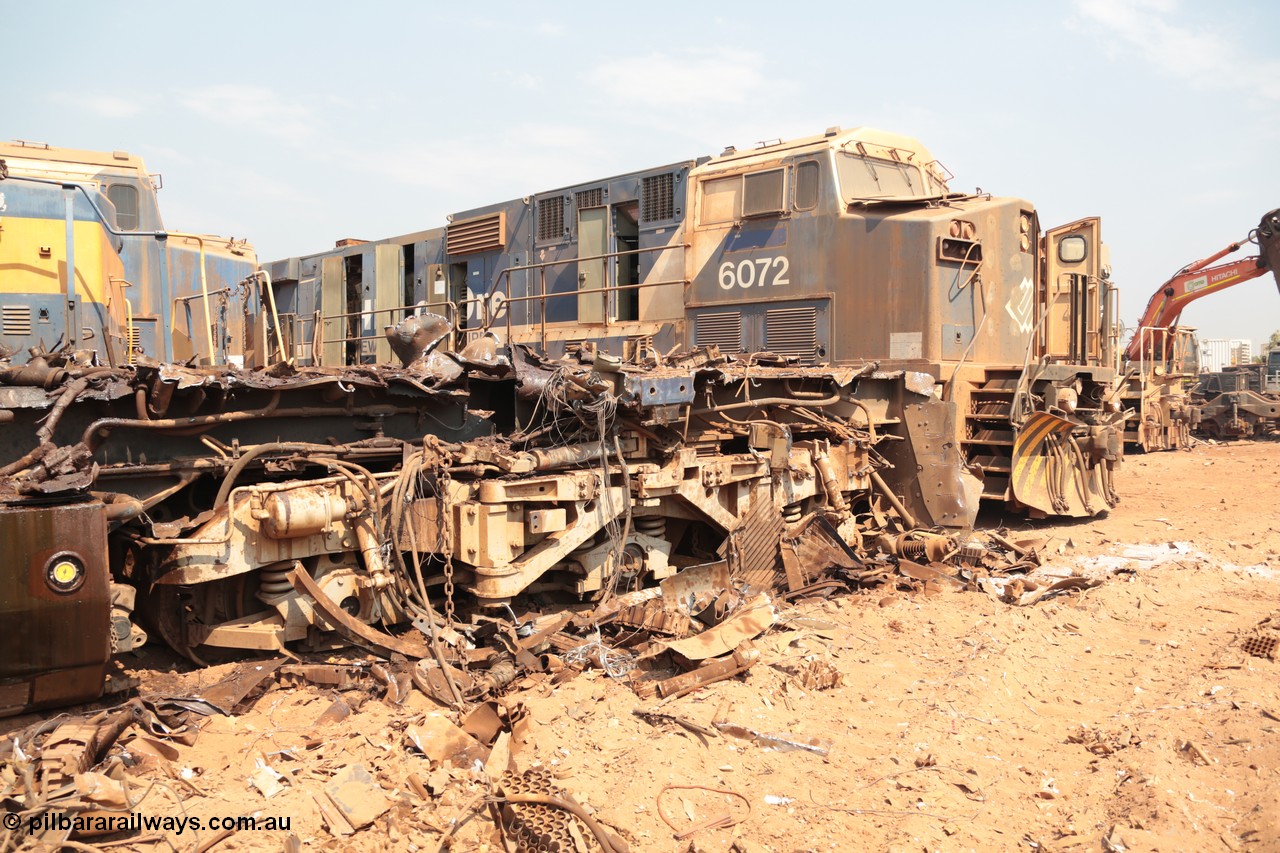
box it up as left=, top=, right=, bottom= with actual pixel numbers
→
left=794, top=161, right=819, bottom=210
left=107, top=184, right=139, bottom=231
left=742, top=168, right=785, bottom=218
left=700, top=175, right=740, bottom=225
left=699, top=168, right=787, bottom=225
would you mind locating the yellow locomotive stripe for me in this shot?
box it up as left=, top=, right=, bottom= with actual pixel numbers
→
left=0, top=217, right=123, bottom=304
left=1012, top=412, right=1075, bottom=494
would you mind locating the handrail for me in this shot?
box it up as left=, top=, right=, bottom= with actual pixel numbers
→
left=311, top=243, right=687, bottom=365
left=317, top=300, right=459, bottom=353
left=459, top=243, right=690, bottom=347
left=242, top=270, right=290, bottom=366
left=109, top=277, right=134, bottom=365
left=1134, top=324, right=1197, bottom=379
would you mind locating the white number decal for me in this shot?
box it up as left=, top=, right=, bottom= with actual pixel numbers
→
left=772, top=256, right=790, bottom=286
left=717, top=256, right=791, bottom=290
left=718, top=263, right=735, bottom=290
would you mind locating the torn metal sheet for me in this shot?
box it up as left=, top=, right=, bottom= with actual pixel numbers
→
left=662, top=594, right=775, bottom=662
left=324, top=763, right=391, bottom=829
left=406, top=714, right=491, bottom=767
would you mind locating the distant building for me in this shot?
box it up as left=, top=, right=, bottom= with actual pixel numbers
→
left=1199, top=338, right=1254, bottom=372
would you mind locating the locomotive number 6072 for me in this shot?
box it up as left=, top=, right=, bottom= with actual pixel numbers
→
left=717, top=256, right=790, bottom=290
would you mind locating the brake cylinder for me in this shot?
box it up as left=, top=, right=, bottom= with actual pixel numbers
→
left=262, top=487, right=348, bottom=539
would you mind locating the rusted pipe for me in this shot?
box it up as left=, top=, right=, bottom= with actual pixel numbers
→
left=92, top=491, right=146, bottom=522
left=529, top=442, right=616, bottom=470
left=2, top=370, right=119, bottom=474
left=0, top=443, right=50, bottom=477
left=692, top=392, right=841, bottom=414
left=354, top=514, right=391, bottom=588
left=0, top=361, right=68, bottom=388
left=38, top=367, right=118, bottom=444
left=84, top=397, right=413, bottom=451
left=868, top=467, right=918, bottom=529
left=656, top=643, right=759, bottom=700
left=813, top=442, right=848, bottom=515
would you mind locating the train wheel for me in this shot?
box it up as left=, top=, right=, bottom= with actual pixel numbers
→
left=144, top=576, right=260, bottom=665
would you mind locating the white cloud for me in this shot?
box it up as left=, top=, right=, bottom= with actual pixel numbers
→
left=535, top=21, right=565, bottom=36
left=495, top=70, right=542, bottom=92
left=585, top=49, right=769, bottom=108
left=178, top=85, right=315, bottom=141
left=55, top=93, right=148, bottom=119
left=1073, top=0, right=1280, bottom=101
left=352, top=122, right=620, bottom=209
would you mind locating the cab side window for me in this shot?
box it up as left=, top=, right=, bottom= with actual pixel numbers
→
left=700, top=176, right=740, bottom=225
left=794, top=161, right=819, bottom=211
left=699, top=167, right=787, bottom=225
left=107, top=184, right=139, bottom=231
left=742, top=168, right=785, bottom=218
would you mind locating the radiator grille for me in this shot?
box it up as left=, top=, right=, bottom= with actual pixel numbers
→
left=537, top=197, right=566, bottom=241
left=765, top=307, right=818, bottom=359
left=575, top=188, right=604, bottom=209
left=641, top=173, right=675, bottom=223
left=695, top=312, right=742, bottom=352
left=447, top=212, right=505, bottom=255
left=2, top=305, right=32, bottom=336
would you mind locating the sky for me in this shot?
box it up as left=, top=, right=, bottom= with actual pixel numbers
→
left=6, top=0, right=1279, bottom=349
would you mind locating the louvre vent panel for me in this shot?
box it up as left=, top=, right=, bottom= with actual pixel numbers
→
left=2, top=305, right=32, bottom=336
left=447, top=212, right=505, bottom=255
left=695, top=312, right=742, bottom=352
left=765, top=307, right=818, bottom=359
left=641, top=174, right=675, bottom=222
left=537, top=197, right=566, bottom=241
left=575, top=188, right=604, bottom=209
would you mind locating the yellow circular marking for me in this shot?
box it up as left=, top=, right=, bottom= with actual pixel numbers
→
left=51, top=560, right=80, bottom=585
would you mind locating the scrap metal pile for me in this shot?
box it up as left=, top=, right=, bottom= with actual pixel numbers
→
left=0, top=520, right=1082, bottom=851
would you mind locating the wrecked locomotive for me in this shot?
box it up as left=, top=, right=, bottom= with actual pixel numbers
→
left=0, top=128, right=1125, bottom=715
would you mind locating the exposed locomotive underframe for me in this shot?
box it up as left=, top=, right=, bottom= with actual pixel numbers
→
left=1, top=333, right=988, bottom=701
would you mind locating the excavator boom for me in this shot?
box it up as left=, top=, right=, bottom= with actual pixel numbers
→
left=1124, top=208, right=1280, bottom=362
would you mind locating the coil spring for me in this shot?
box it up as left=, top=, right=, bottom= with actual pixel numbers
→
left=258, top=565, right=293, bottom=597
left=634, top=516, right=666, bottom=538
left=781, top=502, right=803, bottom=524
left=898, top=539, right=928, bottom=560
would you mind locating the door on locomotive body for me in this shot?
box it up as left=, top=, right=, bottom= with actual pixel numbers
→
left=368, top=243, right=403, bottom=363
left=578, top=204, right=607, bottom=324
left=575, top=193, right=641, bottom=326
left=1041, top=218, right=1105, bottom=365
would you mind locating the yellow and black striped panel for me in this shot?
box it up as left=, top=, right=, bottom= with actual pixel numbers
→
left=1010, top=411, right=1097, bottom=517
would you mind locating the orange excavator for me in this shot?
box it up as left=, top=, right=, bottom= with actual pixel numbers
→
left=1125, top=208, right=1280, bottom=363
left=1118, top=208, right=1280, bottom=451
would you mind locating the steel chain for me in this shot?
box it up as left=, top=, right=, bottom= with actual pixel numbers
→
left=438, top=460, right=456, bottom=628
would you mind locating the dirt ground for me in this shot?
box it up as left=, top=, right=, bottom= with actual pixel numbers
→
left=5, top=440, right=1280, bottom=853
